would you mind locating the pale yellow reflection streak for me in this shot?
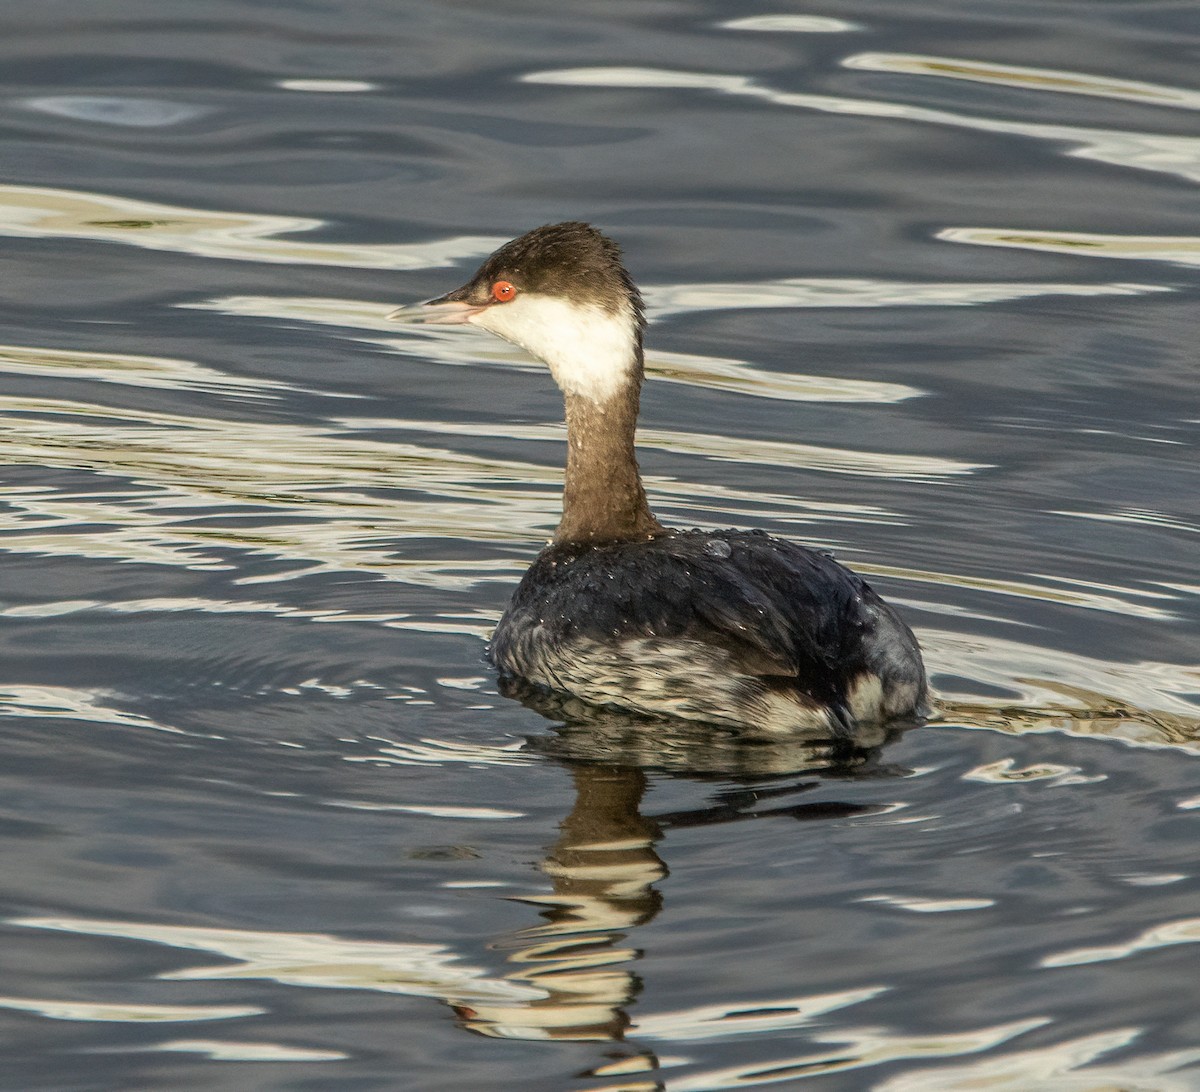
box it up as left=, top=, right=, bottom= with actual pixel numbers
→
left=721, top=15, right=860, bottom=33
left=9, top=916, right=546, bottom=1005
left=277, top=78, right=377, bottom=92
left=1120, top=874, right=1187, bottom=887
left=523, top=66, right=1200, bottom=185
left=844, top=53, right=1200, bottom=111
left=138, top=1040, right=348, bottom=1062
left=649, top=348, right=921, bottom=403
left=322, top=800, right=523, bottom=819
left=1041, top=917, right=1200, bottom=968
left=1054, top=507, right=1199, bottom=537
left=0, top=595, right=405, bottom=625
left=0, top=343, right=331, bottom=400
left=0, top=685, right=191, bottom=736
left=876, top=1028, right=1200, bottom=1091
left=863, top=563, right=1178, bottom=621
left=924, top=628, right=1200, bottom=753
left=938, top=226, right=1200, bottom=268
left=629, top=989, right=886, bottom=1042
left=856, top=894, right=995, bottom=912
left=643, top=278, right=1167, bottom=317
left=639, top=427, right=975, bottom=480
left=0, top=996, right=263, bottom=1023
left=657, top=1017, right=1048, bottom=1090
left=951, top=690, right=1200, bottom=750
left=0, top=597, right=498, bottom=649
left=0, top=184, right=501, bottom=269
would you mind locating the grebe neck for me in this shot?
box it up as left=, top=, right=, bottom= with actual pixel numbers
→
left=557, top=366, right=662, bottom=545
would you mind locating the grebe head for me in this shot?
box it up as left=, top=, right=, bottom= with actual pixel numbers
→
left=390, top=222, right=645, bottom=402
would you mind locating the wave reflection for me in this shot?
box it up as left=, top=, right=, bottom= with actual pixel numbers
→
left=926, top=630, right=1200, bottom=753
left=875, top=1028, right=1200, bottom=1092
left=9, top=915, right=545, bottom=1005
left=1041, top=916, right=1200, bottom=968
left=0, top=184, right=501, bottom=269
left=0, top=996, right=262, bottom=1023
left=844, top=53, right=1200, bottom=111
left=863, top=563, right=1180, bottom=620
left=938, top=226, right=1200, bottom=267
left=523, top=66, right=1200, bottom=185
left=643, top=278, right=1168, bottom=317
left=653, top=1017, right=1048, bottom=1090
left=0, top=342, right=328, bottom=400
left=720, top=15, right=860, bottom=34
left=0, top=685, right=190, bottom=736
left=139, top=1040, right=348, bottom=1062
left=21, top=96, right=212, bottom=127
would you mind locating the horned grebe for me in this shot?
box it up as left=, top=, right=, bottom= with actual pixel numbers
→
left=390, top=222, right=928, bottom=734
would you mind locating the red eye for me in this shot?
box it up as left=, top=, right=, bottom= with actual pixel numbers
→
left=491, top=280, right=517, bottom=302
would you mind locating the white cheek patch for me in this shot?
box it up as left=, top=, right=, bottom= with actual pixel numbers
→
left=470, top=294, right=637, bottom=402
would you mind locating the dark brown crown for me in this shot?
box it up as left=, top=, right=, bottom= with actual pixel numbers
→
left=463, top=222, right=645, bottom=328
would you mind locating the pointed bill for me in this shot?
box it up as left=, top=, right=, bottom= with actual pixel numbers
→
left=387, top=289, right=487, bottom=325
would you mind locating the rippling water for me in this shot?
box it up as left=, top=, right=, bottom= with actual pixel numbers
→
left=2, top=2, right=1198, bottom=1089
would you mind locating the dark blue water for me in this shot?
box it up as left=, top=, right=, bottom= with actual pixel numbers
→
left=2, top=2, right=1198, bottom=1089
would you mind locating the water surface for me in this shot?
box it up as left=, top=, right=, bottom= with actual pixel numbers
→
left=1, top=2, right=1198, bottom=1089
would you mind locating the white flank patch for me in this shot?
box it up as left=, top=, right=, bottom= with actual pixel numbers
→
left=524, top=635, right=838, bottom=734
left=847, top=672, right=885, bottom=721
left=470, top=294, right=637, bottom=402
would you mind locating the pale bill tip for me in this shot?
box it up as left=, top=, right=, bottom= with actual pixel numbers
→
left=386, top=299, right=484, bottom=325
